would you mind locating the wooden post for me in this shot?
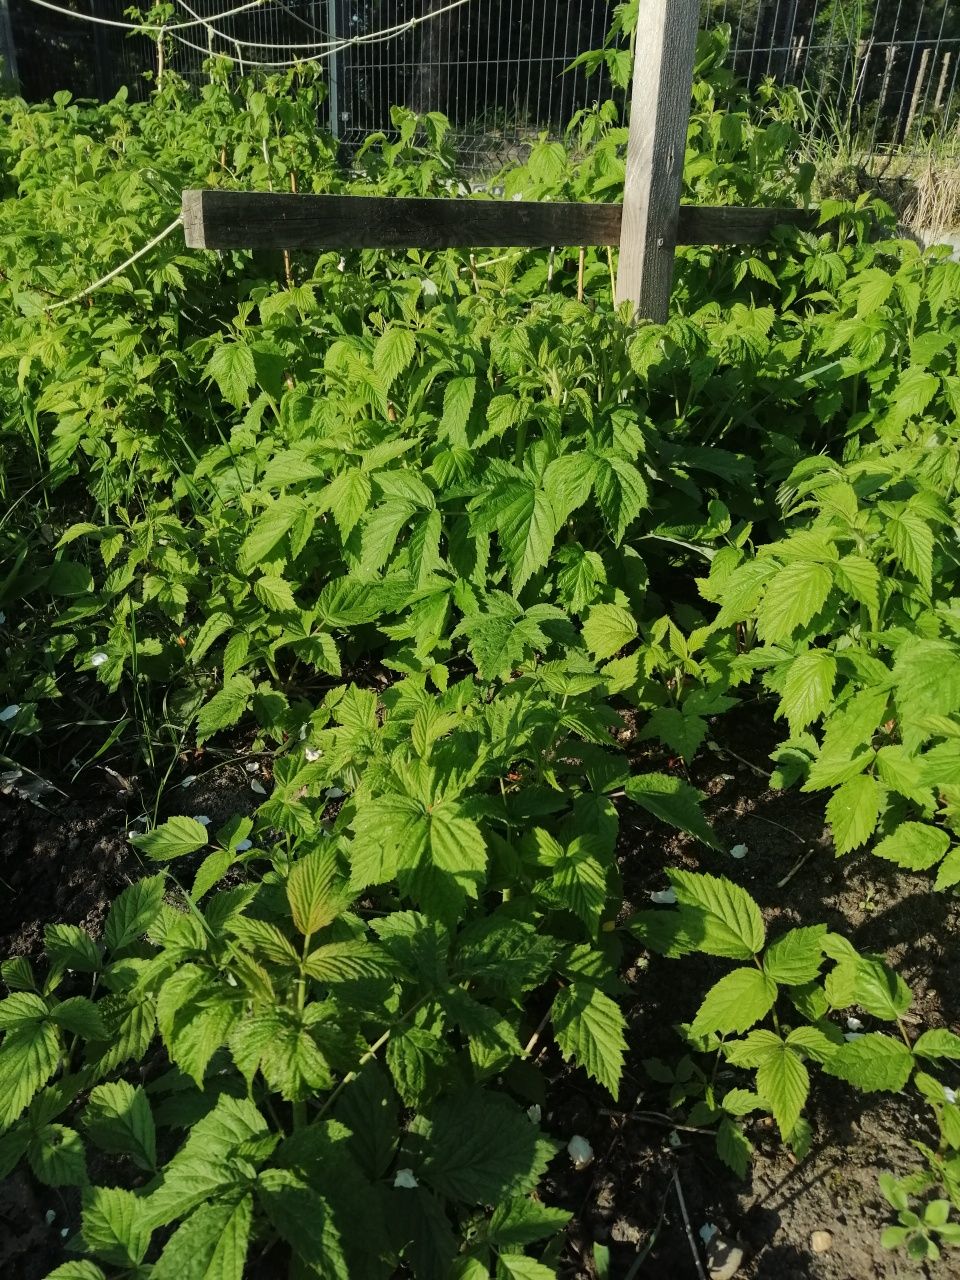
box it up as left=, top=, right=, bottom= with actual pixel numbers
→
left=934, top=51, right=952, bottom=113
left=0, top=0, right=16, bottom=90
left=615, top=0, right=699, bottom=321
left=905, top=47, right=932, bottom=139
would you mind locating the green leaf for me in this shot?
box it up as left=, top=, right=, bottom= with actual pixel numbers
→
left=873, top=822, right=950, bottom=871
left=206, top=342, right=257, bottom=409
left=593, top=452, right=648, bottom=543
left=667, top=869, right=765, bottom=959
left=497, top=482, right=560, bottom=592
left=887, top=509, right=933, bottom=592
left=323, top=469, right=372, bottom=542
left=197, top=676, right=256, bottom=743
left=416, top=1091, right=558, bottom=1203
left=440, top=376, right=477, bottom=444
left=151, top=1195, right=252, bottom=1280
left=82, top=1185, right=151, bottom=1268
left=936, top=847, right=960, bottom=890
left=373, top=327, right=416, bottom=389
left=132, top=816, right=209, bottom=862
left=913, top=1029, right=960, bottom=1060
left=104, top=875, right=166, bottom=952
left=27, top=1123, right=87, bottom=1187
left=894, top=639, right=960, bottom=723
left=757, top=561, right=833, bottom=643
left=835, top=554, right=880, bottom=616
left=303, top=941, right=391, bottom=982
left=44, top=1265, right=107, bottom=1280
left=826, top=773, right=882, bottom=854
left=756, top=1043, right=809, bottom=1139
left=582, top=604, right=637, bottom=661
left=497, top=1257, right=556, bottom=1280
left=257, top=1168, right=348, bottom=1279
left=853, top=955, right=912, bottom=1021
left=488, top=1197, right=571, bottom=1247
left=823, top=1033, right=914, bottom=1092
left=83, top=1081, right=156, bottom=1171
left=716, top=1116, right=752, bottom=1178
left=48, top=997, right=107, bottom=1040
left=690, top=968, right=778, bottom=1037
left=625, top=773, right=720, bottom=849
left=253, top=574, right=297, bottom=614
left=779, top=651, right=836, bottom=735
left=551, top=981, right=626, bottom=1098
left=763, top=926, right=828, bottom=986
left=238, top=497, right=304, bottom=574
left=287, top=847, right=342, bottom=935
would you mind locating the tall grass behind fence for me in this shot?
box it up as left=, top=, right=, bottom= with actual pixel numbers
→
left=4, top=0, right=960, bottom=161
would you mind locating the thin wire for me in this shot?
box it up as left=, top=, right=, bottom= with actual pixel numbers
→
left=46, top=216, right=184, bottom=312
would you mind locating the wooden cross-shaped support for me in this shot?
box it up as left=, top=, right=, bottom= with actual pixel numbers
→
left=182, top=0, right=813, bottom=322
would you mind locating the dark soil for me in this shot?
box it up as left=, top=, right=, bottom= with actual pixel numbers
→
left=1, top=702, right=958, bottom=1279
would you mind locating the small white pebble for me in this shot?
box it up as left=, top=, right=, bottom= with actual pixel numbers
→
left=668, top=1130, right=682, bottom=1148
left=729, top=843, right=748, bottom=860
left=393, top=1168, right=418, bottom=1188
left=234, top=839, right=252, bottom=853
left=0, top=611, right=6, bottom=624
left=250, top=779, right=267, bottom=795
left=699, top=1222, right=719, bottom=1245
left=567, top=1135, right=593, bottom=1170
left=225, top=972, right=238, bottom=987
left=304, top=748, right=321, bottom=763
left=945, top=1087, right=957, bottom=1104
left=326, top=786, right=345, bottom=799
left=526, top=1104, right=541, bottom=1124
left=44, top=1209, right=55, bottom=1225
left=649, top=888, right=677, bottom=905
left=60, top=1228, right=69, bottom=1238
left=91, top=652, right=108, bottom=667
left=0, top=704, right=20, bottom=723
left=245, top=761, right=259, bottom=773
left=194, top=815, right=212, bottom=826
left=846, top=1016, right=864, bottom=1032
left=337, top=256, right=346, bottom=273
left=299, top=723, right=309, bottom=740
left=180, top=775, right=197, bottom=789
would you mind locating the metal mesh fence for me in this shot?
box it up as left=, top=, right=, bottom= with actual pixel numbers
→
left=5, top=0, right=960, bottom=161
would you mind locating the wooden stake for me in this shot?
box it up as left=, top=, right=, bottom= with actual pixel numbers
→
left=577, top=247, right=586, bottom=302
left=905, top=47, right=932, bottom=138
left=615, top=0, right=699, bottom=321
left=935, top=51, right=952, bottom=112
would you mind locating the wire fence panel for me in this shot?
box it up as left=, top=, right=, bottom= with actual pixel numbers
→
left=5, top=0, right=960, bottom=160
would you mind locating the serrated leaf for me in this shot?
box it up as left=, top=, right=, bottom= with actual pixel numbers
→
left=826, top=773, right=882, bottom=854
left=189, top=612, right=233, bottom=664
left=757, top=561, right=833, bottom=643
left=690, top=967, right=778, bottom=1037
left=551, top=981, right=626, bottom=1098
left=756, top=1043, right=809, bottom=1139
left=779, top=651, right=836, bottom=735
left=853, top=955, right=912, bottom=1021
left=913, top=1029, right=960, bottom=1060
left=197, top=676, right=256, bottom=743
left=287, top=847, right=343, bottom=935
left=27, top=1123, right=87, bottom=1187
left=206, top=342, right=256, bottom=409
left=303, top=941, right=390, bottom=982
left=667, top=869, right=765, bottom=959
left=716, top=1116, right=752, bottom=1178
left=763, top=926, right=828, bottom=986
left=593, top=452, right=647, bottom=544
left=104, top=876, right=166, bottom=951
left=822, top=1032, right=914, bottom=1092
left=497, top=482, right=560, bottom=592
left=254, top=574, right=297, bottom=614
left=625, top=773, right=720, bottom=849
left=873, top=822, right=950, bottom=871
left=151, top=1194, right=252, bottom=1280
left=440, top=376, right=476, bottom=444
left=257, top=1168, right=349, bottom=1279
left=238, top=498, right=304, bottom=574
left=49, top=997, right=107, bottom=1040
left=835, top=554, right=880, bottom=616
left=582, top=604, right=637, bottom=661
left=83, top=1081, right=156, bottom=1171
left=416, top=1091, right=558, bottom=1202
left=132, top=816, right=209, bottom=862
left=935, top=847, right=960, bottom=890
left=887, top=509, right=934, bottom=593
left=82, top=1185, right=151, bottom=1268
left=323, top=469, right=372, bottom=542
left=894, top=638, right=960, bottom=724
left=487, top=1197, right=571, bottom=1248
left=373, top=327, right=416, bottom=389
left=497, top=1257, right=556, bottom=1280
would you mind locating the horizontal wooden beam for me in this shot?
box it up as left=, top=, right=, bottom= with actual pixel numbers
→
left=182, top=189, right=816, bottom=252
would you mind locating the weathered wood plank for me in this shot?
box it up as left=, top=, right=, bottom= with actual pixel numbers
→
left=615, top=0, right=700, bottom=320
left=181, top=189, right=815, bottom=252
left=677, top=205, right=816, bottom=243
left=181, top=190, right=623, bottom=250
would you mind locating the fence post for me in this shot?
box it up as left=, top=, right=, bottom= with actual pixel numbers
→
left=615, top=0, right=700, bottom=322
left=0, top=0, right=17, bottom=89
